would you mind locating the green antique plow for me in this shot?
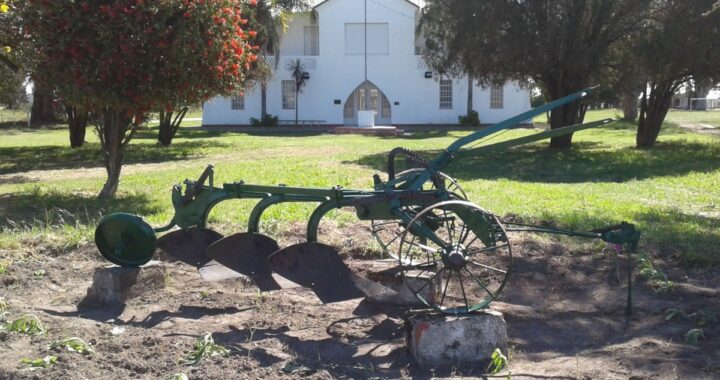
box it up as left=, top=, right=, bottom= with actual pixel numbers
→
left=95, top=88, right=641, bottom=315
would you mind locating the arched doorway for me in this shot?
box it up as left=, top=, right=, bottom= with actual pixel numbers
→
left=343, top=81, right=392, bottom=126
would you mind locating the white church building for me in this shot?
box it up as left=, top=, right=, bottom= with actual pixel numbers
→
left=201, top=0, right=531, bottom=127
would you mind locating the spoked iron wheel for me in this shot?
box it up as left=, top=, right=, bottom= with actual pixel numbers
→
left=397, top=200, right=512, bottom=314
left=371, top=169, right=467, bottom=260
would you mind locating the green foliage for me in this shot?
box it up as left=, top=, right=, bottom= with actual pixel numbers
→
left=21, top=355, right=57, bottom=369
left=530, top=94, right=545, bottom=108
left=250, top=114, right=279, bottom=127
left=22, top=0, right=260, bottom=114
left=182, top=332, right=230, bottom=366
left=49, top=337, right=95, bottom=355
left=458, top=110, right=480, bottom=126
left=0, top=262, right=6, bottom=274
left=420, top=0, right=650, bottom=93
left=0, top=63, right=26, bottom=108
left=685, top=328, right=705, bottom=345
left=665, top=308, right=684, bottom=321
left=637, top=253, right=674, bottom=293
left=486, top=348, right=511, bottom=378
left=688, top=309, right=718, bottom=327
left=4, top=314, right=46, bottom=335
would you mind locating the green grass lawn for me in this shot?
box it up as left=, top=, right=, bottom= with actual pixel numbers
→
left=1, top=110, right=718, bottom=266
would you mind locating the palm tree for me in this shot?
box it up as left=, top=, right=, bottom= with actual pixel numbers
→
left=286, top=58, right=308, bottom=127
left=255, top=0, right=311, bottom=119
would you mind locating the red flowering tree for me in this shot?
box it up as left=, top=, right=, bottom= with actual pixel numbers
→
left=23, top=0, right=259, bottom=198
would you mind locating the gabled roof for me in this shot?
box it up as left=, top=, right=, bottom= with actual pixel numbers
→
left=313, top=0, right=421, bottom=11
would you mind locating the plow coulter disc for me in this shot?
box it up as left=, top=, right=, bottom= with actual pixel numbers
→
left=268, top=242, right=365, bottom=304
left=156, top=227, right=223, bottom=267
left=95, top=213, right=157, bottom=267
left=203, top=233, right=281, bottom=290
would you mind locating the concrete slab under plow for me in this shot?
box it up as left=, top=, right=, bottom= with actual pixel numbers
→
left=82, top=261, right=166, bottom=305
left=406, top=309, right=508, bottom=368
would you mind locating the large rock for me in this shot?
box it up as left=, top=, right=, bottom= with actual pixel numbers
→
left=83, top=261, right=166, bottom=305
left=406, top=309, right=508, bottom=368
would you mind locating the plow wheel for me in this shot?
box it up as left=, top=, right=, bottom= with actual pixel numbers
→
left=371, top=169, right=467, bottom=259
left=397, top=200, right=512, bottom=314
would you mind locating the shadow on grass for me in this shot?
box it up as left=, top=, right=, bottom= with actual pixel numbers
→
left=633, top=208, right=720, bottom=266
left=0, top=190, right=161, bottom=230
left=130, top=127, right=328, bottom=140
left=349, top=140, right=720, bottom=183
left=0, top=139, right=228, bottom=176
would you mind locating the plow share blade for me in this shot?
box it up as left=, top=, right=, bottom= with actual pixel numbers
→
left=203, top=233, right=281, bottom=290
left=156, top=227, right=222, bottom=267
left=268, top=242, right=365, bottom=304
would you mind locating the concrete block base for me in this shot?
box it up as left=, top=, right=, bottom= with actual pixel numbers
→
left=83, top=261, right=166, bottom=305
left=406, top=309, right=508, bottom=368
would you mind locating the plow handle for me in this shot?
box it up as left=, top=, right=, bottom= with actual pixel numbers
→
left=182, top=164, right=214, bottom=204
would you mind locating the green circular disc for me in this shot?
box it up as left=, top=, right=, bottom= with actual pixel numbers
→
left=95, top=213, right=157, bottom=267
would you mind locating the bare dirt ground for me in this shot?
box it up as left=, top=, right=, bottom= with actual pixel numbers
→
left=0, top=227, right=718, bottom=380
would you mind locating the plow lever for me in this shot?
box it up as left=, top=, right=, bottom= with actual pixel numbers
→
left=182, top=164, right=214, bottom=204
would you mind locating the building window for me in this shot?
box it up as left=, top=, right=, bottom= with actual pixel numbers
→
left=490, top=84, right=504, bottom=109
left=382, top=96, right=391, bottom=118
left=231, top=94, right=244, bottom=110
left=304, top=26, right=319, bottom=56
left=345, top=23, right=389, bottom=55
left=414, top=12, right=424, bottom=55
left=282, top=80, right=295, bottom=109
left=344, top=93, right=354, bottom=118
left=439, top=79, right=453, bottom=109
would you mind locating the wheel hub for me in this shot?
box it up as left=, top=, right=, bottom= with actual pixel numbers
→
left=444, top=245, right=467, bottom=270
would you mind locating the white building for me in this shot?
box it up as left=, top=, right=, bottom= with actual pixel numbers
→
left=201, top=0, right=531, bottom=127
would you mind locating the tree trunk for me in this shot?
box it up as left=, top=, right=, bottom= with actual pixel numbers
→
left=294, top=90, right=299, bottom=128
left=30, top=81, right=58, bottom=126
left=261, top=83, right=268, bottom=119
left=65, top=104, right=89, bottom=148
left=544, top=82, right=587, bottom=149
left=548, top=98, right=584, bottom=149
left=97, top=109, right=135, bottom=199
left=637, top=81, right=675, bottom=148
left=467, top=74, right=474, bottom=117
left=157, top=107, right=188, bottom=147
left=621, top=91, right=639, bottom=121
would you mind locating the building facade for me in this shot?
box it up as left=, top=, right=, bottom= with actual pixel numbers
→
left=202, top=0, right=532, bottom=127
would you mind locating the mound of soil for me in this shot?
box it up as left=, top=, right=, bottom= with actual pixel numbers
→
left=0, top=230, right=718, bottom=379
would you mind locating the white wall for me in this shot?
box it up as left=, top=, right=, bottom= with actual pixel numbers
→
left=202, top=0, right=531, bottom=126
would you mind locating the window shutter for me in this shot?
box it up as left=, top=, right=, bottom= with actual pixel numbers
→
left=367, top=24, right=389, bottom=55
left=345, top=24, right=364, bottom=55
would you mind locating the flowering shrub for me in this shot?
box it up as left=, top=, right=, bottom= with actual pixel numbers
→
left=23, top=0, right=259, bottom=116
left=21, top=0, right=259, bottom=197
